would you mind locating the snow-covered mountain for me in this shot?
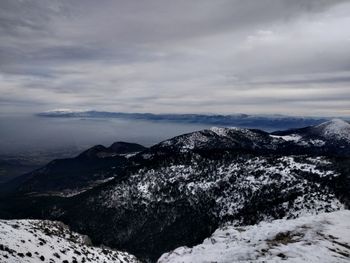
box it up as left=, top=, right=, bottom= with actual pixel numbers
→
left=57, top=153, right=347, bottom=262
left=136, top=119, right=350, bottom=160
left=0, top=119, right=349, bottom=262
left=158, top=210, right=350, bottom=263
left=2, top=119, right=349, bottom=197
left=272, top=118, right=350, bottom=147
left=152, top=127, right=276, bottom=153
left=0, top=219, right=140, bottom=263
left=311, top=118, right=350, bottom=141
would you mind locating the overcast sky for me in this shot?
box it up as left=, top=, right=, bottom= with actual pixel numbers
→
left=0, top=0, right=350, bottom=116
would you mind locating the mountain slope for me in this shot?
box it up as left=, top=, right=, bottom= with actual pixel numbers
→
left=2, top=119, right=349, bottom=197
left=0, top=142, right=146, bottom=196
left=59, top=154, right=346, bottom=262
left=109, top=142, right=147, bottom=154
left=313, top=119, right=350, bottom=141
left=54, top=120, right=349, bottom=261
left=149, top=127, right=276, bottom=153
left=0, top=219, right=140, bottom=263
left=0, top=119, right=349, bottom=262
left=272, top=119, right=350, bottom=149
left=158, top=210, right=350, bottom=263
left=137, top=119, right=350, bottom=160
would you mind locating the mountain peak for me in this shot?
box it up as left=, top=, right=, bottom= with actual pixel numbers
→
left=108, top=141, right=146, bottom=154
left=78, top=144, right=107, bottom=159
left=321, top=118, right=350, bottom=127
left=314, top=118, right=350, bottom=141
left=210, top=127, right=232, bottom=136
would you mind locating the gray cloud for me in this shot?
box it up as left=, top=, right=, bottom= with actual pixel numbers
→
left=0, top=0, right=349, bottom=116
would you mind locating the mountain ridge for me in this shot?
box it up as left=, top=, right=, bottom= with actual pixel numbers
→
left=37, top=110, right=347, bottom=131
left=0, top=142, right=146, bottom=197
left=0, top=119, right=349, bottom=262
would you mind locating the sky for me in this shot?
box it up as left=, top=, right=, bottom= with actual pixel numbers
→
left=0, top=0, right=350, bottom=116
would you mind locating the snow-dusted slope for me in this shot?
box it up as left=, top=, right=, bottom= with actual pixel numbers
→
left=267, top=119, right=350, bottom=155
left=143, top=119, right=350, bottom=158
left=64, top=153, right=345, bottom=261
left=0, top=219, right=140, bottom=263
left=313, top=119, right=350, bottom=141
left=150, top=127, right=276, bottom=154
left=101, top=156, right=343, bottom=220
left=158, top=210, right=350, bottom=263
left=272, top=118, right=350, bottom=144
left=1, top=119, right=349, bottom=262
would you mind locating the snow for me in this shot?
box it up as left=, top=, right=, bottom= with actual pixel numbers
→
left=158, top=210, right=350, bottom=263
left=315, top=119, right=350, bottom=141
left=0, top=219, right=140, bottom=263
left=155, top=119, right=349, bottom=155
left=271, top=119, right=350, bottom=146
left=270, top=134, right=302, bottom=142
left=211, top=126, right=259, bottom=139
left=158, top=126, right=268, bottom=153
left=100, top=154, right=343, bottom=222
left=123, top=152, right=139, bottom=158
left=210, top=127, right=232, bottom=137
left=270, top=134, right=327, bottom=147
left=178, top=132, right=210, bottom=150
left=160, top=130, right=215, bottom=151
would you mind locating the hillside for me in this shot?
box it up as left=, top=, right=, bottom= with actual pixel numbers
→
left=0, top=219, right=140, bottom=263
left=0, top=119, right=349, bottom=262
left=158, top=210, right=350, bottom=263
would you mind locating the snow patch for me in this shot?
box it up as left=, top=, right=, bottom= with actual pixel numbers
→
left=0, top=219, right=139, bottom=263
left=270, top=134, right=302, bottom=142
left=158, top=210, right=350, bottom=263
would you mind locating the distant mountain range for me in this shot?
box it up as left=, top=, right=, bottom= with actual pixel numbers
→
left=37, top=109, right=349, bottom=131
left=0, top=119, right=349, bottom=262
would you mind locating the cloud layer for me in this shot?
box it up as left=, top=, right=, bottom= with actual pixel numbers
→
left=0, top=0, right=349, bottom=116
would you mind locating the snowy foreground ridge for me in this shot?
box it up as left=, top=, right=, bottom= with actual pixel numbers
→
left=0, top=220, right=139, bottom=263
left=158, top=210, right=350, bottom=263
